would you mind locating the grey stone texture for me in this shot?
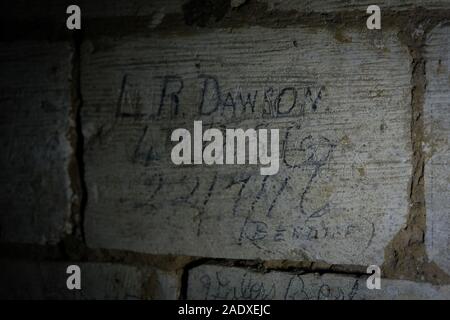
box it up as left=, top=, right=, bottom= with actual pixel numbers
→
left=1, top=0, right=450, bottom=301
left=82, top=26, right=412, bottom=266
left=0, top=259, right=179, bottom=300
left=0, top=41, right=73, bottom=245
left=262, top=0, right=450, bottom=12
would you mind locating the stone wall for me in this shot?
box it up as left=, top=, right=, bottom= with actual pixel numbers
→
left=0, top=0, right=449, bottom=299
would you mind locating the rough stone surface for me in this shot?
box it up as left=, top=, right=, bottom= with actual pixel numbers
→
left=423, top=23, right=450, bottom=275
left=187, top=265, right=450, bottom=300
left=0, top=0, right=185, bottom=19
left=4, top=0, right=450, bottom=22
left=82, top=27, right=412, bottom=265
left=0, top=41, right=73, bottom=245
left=3, top=0, right=450, bottom=302
left=147, top=267, right=181, bottom=300
left=262, top=0, right=450, bottom=12
left=0, top=259, right=179, bottom=299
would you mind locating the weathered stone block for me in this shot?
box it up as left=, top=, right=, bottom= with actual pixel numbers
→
left=262, top=0, right=450, bottom=12
left=424, top=23, right=450, bottom=275
left=0, top=259, right=179, bottom=299
left=0, top=0, right=185, bottom=20
left=82, top=27, right=412, bottom=265
left=80, top=0, right=185, bottom=18
left=187, top=265, right=450, bottom=300
left=0, top=41, right=73, bottom=244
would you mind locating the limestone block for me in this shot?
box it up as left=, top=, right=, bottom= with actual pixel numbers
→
left=82, top=26, right=412, bottom=265
left=0, top=41, right=73, bottom=244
